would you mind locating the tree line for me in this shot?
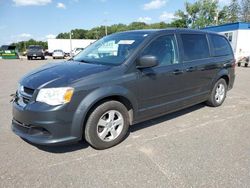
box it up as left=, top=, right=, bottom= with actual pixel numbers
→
left=11, top=0, right=250, bottom=52
left=57, top=0, right=250, bottom=39
left=11, top=39, right=48, bottom=53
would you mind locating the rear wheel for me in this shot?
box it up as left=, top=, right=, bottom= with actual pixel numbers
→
left=85, top=101, right=129, bottom=149
left=41, top=56, right=45, bottom=60
left=245, top=63, right=248, bottom=67
left=237, top=62, right=241, bottom=67
left=206, top=79, right=227, bottom=107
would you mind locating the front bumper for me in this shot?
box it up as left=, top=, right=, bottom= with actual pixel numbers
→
left=53, top=55, right=64, bottom=58
left=12, top=102, right=81, bottom=145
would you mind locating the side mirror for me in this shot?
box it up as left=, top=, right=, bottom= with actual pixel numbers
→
left=136, top=55, right=159, bottom=69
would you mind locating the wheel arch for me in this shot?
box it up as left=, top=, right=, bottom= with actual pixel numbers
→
left=211, top=69, right=230, bottom=91
left=84, top=95, right=134, bottom=127
left=71, top=86, right=138, bottom=139
left=220, top=75, right=229, bottom=86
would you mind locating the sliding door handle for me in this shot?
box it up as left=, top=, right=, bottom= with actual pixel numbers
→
left=172, top=69, right=183, bottom=75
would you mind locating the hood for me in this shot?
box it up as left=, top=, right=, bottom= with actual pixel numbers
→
left=20, top=60, right=112, bottom=89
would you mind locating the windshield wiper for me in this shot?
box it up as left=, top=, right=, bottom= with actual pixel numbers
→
left=76, top=59, right=93, bottom=64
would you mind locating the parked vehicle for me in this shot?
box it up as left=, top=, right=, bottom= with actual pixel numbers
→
left=237, top=56, right=249, bottom=67
left=52, top=49, right=65, bottom=59
left=72, top=48, right=84, bottom=56
left=12, top=29, right=235, bottom=149
left=27, top=45, right=45, bottom=60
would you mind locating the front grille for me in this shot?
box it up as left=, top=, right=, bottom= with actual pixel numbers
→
left=22, top=96, right=30, bottom=104
left=17, top=86, right=35, bottom=106
left=24, top=87, right=34, bottom=95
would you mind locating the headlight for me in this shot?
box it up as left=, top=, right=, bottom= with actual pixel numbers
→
left=36, top=87, right=74, bottom=106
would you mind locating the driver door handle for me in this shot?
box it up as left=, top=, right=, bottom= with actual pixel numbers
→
left=172, top=69, right=183, bottom=75
left=186, top=67, right=195, bottom=72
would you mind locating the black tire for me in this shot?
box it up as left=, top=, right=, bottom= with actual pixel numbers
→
left=206, top=78, right=227, bottom=107
left=85, top=101, right=129, bottom=149
left=245, top=63, right=248, bottom=67
left=41, top=56, right=45, bottom=60
left=27, top=56, right=31, bottom=60
left=237, top=62, right=241, bottom=67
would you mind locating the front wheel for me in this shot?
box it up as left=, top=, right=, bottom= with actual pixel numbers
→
left=245, top=63, right=248, bottom=67
left=206, top=79, right=227, bottom=107
left=85, top=101, right=129, bottom=149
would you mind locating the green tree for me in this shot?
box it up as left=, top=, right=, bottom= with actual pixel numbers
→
left=173, top=10, right=189, bottom=28
left=71, top=29, right=88, bottom=39
left=174, top=0, right=219, bottom=29
left=127, top=22, right=148, bottom=30
left=241, top=0, right=250, bottom=22
left=227, top=0, right=241, bottom=23
left=109, top=24, right=127, bottom=33
left=56, top=32, right=70, bottom=39
left=149, top=22, right=170, bottom=29
left=217, top=6, right=229, bottom=24
left=11, top=39, right=48, bottom=53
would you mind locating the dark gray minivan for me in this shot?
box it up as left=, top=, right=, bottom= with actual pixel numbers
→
left=12, top=29, right=235, bottom=149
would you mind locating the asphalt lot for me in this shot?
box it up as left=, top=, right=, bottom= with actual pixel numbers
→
left=0, top=58, right=249, bottom=188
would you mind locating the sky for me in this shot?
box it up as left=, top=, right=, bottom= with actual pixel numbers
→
left=0, top=0, right=228, bottom=45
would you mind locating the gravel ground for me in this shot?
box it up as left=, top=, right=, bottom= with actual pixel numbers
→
left=0, top=59, right=249, bottom=188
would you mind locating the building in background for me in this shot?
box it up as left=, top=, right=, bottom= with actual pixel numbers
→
left=203, top=22, right=250, bottom=60
left=48, top=39, right=96, bottom=54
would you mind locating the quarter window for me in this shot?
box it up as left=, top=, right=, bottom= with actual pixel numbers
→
left=141, top=35, right=178, bottom=66
left=181, top=34, right=210, bottom=61
left=210, top=35, right=232, bottom=56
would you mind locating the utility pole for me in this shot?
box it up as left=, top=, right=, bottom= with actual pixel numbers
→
left=105, top=24, right=108, bottom=36
left=104, top=19, right=108, bottom=36
left=69, top=31, right=73, bottom=57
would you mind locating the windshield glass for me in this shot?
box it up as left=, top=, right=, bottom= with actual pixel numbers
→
left=28, top=46, right=42, bottom=50
left=73, top=32, right=149, bottom=66
left=54, top=50, right=63, bottom=52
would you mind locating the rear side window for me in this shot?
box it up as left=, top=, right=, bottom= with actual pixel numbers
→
left=181, top=34, right=210, bottom=61
left=210, top=35, right=232, bottom=56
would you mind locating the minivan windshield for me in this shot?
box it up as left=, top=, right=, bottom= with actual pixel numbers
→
left=73, top=32, right=149, bottom=66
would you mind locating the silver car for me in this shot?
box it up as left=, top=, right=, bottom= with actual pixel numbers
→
left=52, top=49, right=65, bottom=59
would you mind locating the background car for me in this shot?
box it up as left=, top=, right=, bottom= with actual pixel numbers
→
left=52, top=49, right=65, bottom=59
left=237, top=56, right=249, bottom=67
left=27, top=45, right=45, bottom=60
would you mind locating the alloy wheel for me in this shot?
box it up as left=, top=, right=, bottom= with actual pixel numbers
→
left=96, top=110, right=124, bottom=142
